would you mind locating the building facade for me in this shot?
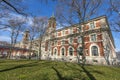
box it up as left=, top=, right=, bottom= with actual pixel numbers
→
left=0, top=41, right=31, bottom=59
left=16, top=15, right=116, bottom=65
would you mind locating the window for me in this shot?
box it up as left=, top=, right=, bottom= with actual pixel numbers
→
left=54, top=49, right=57, bottom=55
left=54, top=40, right=57, bottom=46
left=90, top=22, right=95, bottom=29
left=70, top=28, right=73, bottom=34
left=91, top=34, right=96, bottom=42
left=61, top=40, right=65, bottom=45
left=62, top=30, right=65, bottom=36
left=69, top=38, right=73, bottom=44
left=55, top=32, right=57, bottom=37
left=62, top=48, right=64, bottom=56
left=91, top=46, right=98, bottom=56
left=78, top=25, right=82, bottom=32
left=78, top=37, right=82, bottom=43
left=69, top=47, right=73, bottom=56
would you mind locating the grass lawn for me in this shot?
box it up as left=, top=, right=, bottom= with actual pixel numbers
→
left=0, top=60, right=120, bottom=80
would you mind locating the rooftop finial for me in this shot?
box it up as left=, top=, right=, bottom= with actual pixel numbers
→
left=52, top=12, right=55, bottom=17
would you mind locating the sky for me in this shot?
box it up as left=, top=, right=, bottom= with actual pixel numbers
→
left=0, top=0, right=120, bottom=52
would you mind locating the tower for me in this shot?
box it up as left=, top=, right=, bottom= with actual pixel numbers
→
left=47, top=14, right=56, bottom=33
left=22, top=30, right=29, bottom=44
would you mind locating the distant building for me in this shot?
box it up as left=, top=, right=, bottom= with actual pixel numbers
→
left=0, top=41, right=31, bottom=59
left=14, top=15, right=116, bottom=65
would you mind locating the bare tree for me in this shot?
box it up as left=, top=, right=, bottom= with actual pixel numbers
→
left=34, top=17, right=47, bottom=60
left=56, top=0, right=102, bottom=65
left=0, top=0, right=27, bottom=15
left=108, top=0, right=120, bottom=32
left=2, top=18, right=26, bottom=59
left=28, top=17, right=47, bottom=60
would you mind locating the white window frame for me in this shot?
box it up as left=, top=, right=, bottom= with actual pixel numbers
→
left=77, top=36, right=82, bottom=43
left=53, top=47, right=58, bottom=56
left=90, top=33, right=97, bottom=42
left=54, top=40, right=57, bottom=46
left=90, top=22, right=95, bottom=29
left=69, top=37, right=73, bottom=44
left=69, top=28, right=73, bottom=34
left=68, top=46, right=74, bottom=56
left=61, top=39, right=65, bottom=45
left=77, top=25, right=83, bottom=32
left=62, top=30, right=65, bottom=36
left=89, top=44, right=100, bottom=57
left=60, top=46, right=66, bottom=56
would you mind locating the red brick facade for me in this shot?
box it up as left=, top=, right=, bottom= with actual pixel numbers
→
left=43, top=16, right=116, bottom=65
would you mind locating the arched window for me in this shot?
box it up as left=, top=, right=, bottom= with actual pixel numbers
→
left=91, top=46, right=98, bottom=56
left=69, top=47, right=73, bottom=56
left=62, top=48, right=64, bottom=56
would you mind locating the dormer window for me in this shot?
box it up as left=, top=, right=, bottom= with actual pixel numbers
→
left=90, top=22, right=95, bottom=29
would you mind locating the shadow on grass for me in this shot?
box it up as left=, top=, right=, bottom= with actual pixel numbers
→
left=65, top=63, right=97, bottom=80
left=81, top=66, right=96, bottom=80
left=52, top=66, right=73, bottom=80
left=0, top=61, right=38, bottom=72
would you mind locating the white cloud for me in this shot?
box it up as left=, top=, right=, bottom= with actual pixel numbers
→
left=0, top=36, right=10, bottom=42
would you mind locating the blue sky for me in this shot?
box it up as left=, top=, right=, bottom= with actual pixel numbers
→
left=0, top=0, right=120, bottom=52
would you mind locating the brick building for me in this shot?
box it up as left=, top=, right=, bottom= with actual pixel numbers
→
left=15, top=15, right=116, bottom=65
left=39, top=15, right=116, bottom=65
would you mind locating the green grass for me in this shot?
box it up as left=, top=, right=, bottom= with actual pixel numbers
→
left=0, top=60, right=120, bottom=80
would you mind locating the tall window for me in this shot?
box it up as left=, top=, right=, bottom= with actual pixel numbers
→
left=61, top=40, right=65, bottom=45
left=91, top=46, right=98, bottom=56
left=62, top=48, right=64, bottom=56
left=78, top=25, right=82, bottom=32
left=54, top=49, right=57, bottom=55
left=54, top=40, right=57, bottom=46
left=55, top=32, right=57, bottom=37
left=70, top=28, right=73, bottom=34
left=91, top=34, right=96, bottom=42
left=90, top=22, right=95, bottom=29
left=62, top=30, right=65, bottom=36
left=69, top=38, right=73, bottom=44
left=78, top=37, right=82, bottom=43
left=69, top=47, right=73, bottom=56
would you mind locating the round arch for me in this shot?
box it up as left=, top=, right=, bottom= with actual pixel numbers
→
left=68, top=46, right=74, bottom=56
left=60, top=46, right=66, bottom=56
left=89, top=43, right=100, bottom=56
left=53, top=47, right=58, bottom=56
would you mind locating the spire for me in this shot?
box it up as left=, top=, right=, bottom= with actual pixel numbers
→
left=49, top=12, right=56, bottom=20
left=52, top=12, right=55, bottom=18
